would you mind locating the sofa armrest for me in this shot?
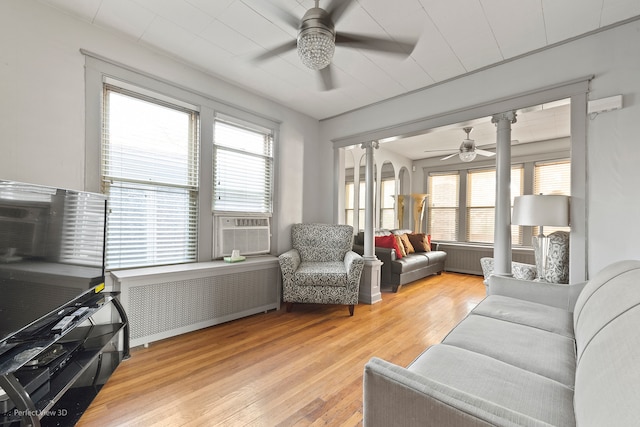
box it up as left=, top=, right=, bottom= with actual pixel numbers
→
left=364, top=357, right=545, bottom=427
left=487, top=275, right=587, bottom=312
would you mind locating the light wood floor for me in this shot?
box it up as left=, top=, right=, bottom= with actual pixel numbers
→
left=77, top=272, right=485, bottom=427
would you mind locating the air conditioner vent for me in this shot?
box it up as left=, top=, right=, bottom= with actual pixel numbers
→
left=214, top=216, right=271, bottom=258
left=233, top=218, right=269, bottom=227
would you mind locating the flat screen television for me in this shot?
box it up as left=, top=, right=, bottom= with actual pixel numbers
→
left=0, top=180, right=107, bottom=352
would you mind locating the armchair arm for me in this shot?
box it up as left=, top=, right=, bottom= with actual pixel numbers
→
left=344, top=250, right=365, bottom=291
left=487, top=275, right=587, bottom=312
left=278, top=249, right=301, bottom=287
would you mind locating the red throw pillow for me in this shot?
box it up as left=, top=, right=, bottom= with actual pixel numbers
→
left=374, top=235, right=403, bottom=259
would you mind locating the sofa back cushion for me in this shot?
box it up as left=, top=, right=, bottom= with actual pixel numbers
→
left=292, top=223, right=354, bottom=263
left=573, top=260, right=640, bottom=426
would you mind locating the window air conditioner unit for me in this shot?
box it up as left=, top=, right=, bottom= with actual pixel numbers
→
left=214, top=216, right=271, bottom=258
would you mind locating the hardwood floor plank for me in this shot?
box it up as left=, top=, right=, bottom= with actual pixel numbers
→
left=77, top=272, right=485, bottom=426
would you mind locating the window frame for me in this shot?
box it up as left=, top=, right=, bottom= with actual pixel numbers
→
left=101, top=83, right=200, bottom=269
left=84, top=53, right=280, bottom=265
left=212, top=114, right=275, bottom=215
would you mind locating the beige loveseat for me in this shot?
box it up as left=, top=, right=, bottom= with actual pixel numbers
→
left=363, top=260, right=640, bottom=426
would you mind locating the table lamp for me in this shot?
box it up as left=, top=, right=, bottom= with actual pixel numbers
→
left=512, top=194, right=570, bottom=281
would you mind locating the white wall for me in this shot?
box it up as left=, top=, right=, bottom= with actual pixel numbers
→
left=0, top=0, right=321, bottom=256
left=321, top=19, right=640, bottom=277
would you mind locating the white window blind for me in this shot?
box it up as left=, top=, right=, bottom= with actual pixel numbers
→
left=213, top=117, right=274, bottom=213
left=380, top=179, right=396, bottom=229
left=345, top=181, right=355, bottom=227
left=102, top=85, right=199, bottom=269
left=533, top=159, right=571, bottom=235
left=428, top=173, right=459, bottom=241
left=467, top=167, right=522, bottom=244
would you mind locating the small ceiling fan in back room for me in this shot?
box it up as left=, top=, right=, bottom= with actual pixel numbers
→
left=426, top=127, right=496, bottom=162
left=253, top=0, right=417, bottom=91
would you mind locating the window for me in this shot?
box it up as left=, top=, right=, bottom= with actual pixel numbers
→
left=428, top=173, right=459, bottom=241
left=345, top=180, right=355, bottom=227
left=533, top=159, right=571, bottom=235
left=380, top=179, right=395, bottom=229
left=379, top=162, right=397, bottom=231
left=102, top=85, right=199, bottom=269
left=213, top=116, right=274, bottom=214
left=467, top=167, right=522, bottom=244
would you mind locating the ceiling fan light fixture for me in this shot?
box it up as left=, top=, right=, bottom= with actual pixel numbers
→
left=297, top=27, right=335, bottom=70
left=459, top=151, right=477, bottom=162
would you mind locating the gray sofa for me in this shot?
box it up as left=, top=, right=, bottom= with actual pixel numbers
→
left=363, top=259, right=640, bottom=426
left=353, top=230, right=447, bottom=292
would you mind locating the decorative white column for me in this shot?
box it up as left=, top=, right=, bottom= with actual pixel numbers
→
left=491, top=111, right=517, bottom=277
left=359, top=141, right=382, bottom=304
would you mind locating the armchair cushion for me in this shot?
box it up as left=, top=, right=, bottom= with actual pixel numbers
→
left=293, top=223, right=353, bottom=262
left=293, top=261, right=348, bottom=287
left=480, top=257, right=537, bottom=282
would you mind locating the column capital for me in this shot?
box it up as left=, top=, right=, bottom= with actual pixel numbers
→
left=360, top=141, right=380, bottom=150
left=491, top=111, right=517, bottom=125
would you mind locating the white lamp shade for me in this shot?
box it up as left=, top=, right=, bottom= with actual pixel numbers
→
left=512, top=195, right=570, bottom=226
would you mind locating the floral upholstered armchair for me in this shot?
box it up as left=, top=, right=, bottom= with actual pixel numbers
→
left=278, top=223, right=364, bottom=316
left=481, top=231, right=570, bottom=290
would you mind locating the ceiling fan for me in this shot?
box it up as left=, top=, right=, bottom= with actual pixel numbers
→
left=427, top=127, right=496, bottom=162
left=253, top=0, right=416, bottom=91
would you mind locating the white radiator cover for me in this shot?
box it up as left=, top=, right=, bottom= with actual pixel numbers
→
left=436, top=243, right=535, bottom=275
left=111, top=256, right=280, bottom=347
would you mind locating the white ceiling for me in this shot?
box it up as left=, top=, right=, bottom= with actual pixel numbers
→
left=39, top=0, right=640, bottom=122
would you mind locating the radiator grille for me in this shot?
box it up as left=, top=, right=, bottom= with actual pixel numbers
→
left=118, top=261, right=280, bottom=346
left=438, top=244, right=534, bottom=275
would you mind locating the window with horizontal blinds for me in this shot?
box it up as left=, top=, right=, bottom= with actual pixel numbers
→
left=213, top=117, right=274, bottom=213
left=533, top=159, right=571, bottom=235
left=428, top=172, right=459, bottom=241
left=467, top=167, right=523, bottom=244
left=380, top=179, right=395, bottom=229
left=102, top=85, right=199, bottom=269
left=345, top=181, right=355, bottom=227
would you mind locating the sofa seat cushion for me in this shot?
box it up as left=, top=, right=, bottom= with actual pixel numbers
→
left=424, top=250, right=446, bottom=264
left=442, top=314, right=576, bottom=387
left=472, top=295, right=575, bottom=338
left=408, top=345, right=576, bottom=426
left=390, top=251, right=447, bottom=275
left=391, top=253, right=430, bottom=274
left=293, top=261, right=347, bottom=287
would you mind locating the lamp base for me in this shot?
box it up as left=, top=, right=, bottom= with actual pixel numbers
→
left=533, top=235, right=550, bottom=282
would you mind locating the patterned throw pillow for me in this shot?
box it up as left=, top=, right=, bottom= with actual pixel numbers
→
left=407, top=233, right=431, bottom=252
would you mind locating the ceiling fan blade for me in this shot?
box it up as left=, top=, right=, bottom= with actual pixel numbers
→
left=253, top=40, right=297, bottom=62
left=247, top=1, right=300, bottom=30
left=475, top=149, right=496, bottom=157
left=319, top=65, right=335, bottom=91
left=440, top=153, right=459, bottom=161
left=335, top=32, right=416, bottom=56
left=326, top=0, right=357, bottom=25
